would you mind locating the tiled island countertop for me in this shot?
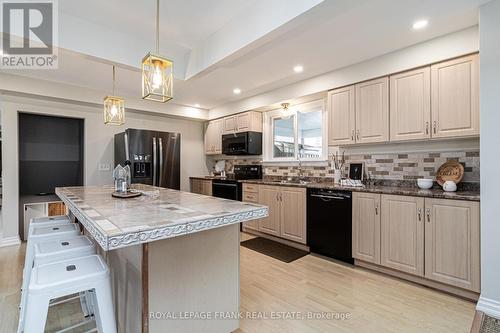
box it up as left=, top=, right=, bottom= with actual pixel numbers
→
left=56, top=183, right=267, bottom=333
left=56, top=183, right=268, bottom=250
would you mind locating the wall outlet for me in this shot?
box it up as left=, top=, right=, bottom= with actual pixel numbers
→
left=98, top=163, right=111, bottom=171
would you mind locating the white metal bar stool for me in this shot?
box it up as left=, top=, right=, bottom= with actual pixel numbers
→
left=34, top=235, right=97, bottom=320
left=33, top=235, right=96, bottom=266
left=19, top=223, right=81, bottom=332
left=27, top=215, right=72, bottom=236
left=23, top=217, right=72, bottom=281
left=23, top=223, right=81, bottom=290
left=23, top=255, right=117, bottom=333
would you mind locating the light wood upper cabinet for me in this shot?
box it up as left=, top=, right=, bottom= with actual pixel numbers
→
left=390, top=67, right=431, bottom=142
left=352, top=192, right=381, bottom=264
left=381, top=195, right=424, bottom=276
left=223, top=111, right=262, bottom=134
left=258, top=185, right=281, bottom=237
left=355, top=77, right=389, bottom=144
left=424, top=198, right=480, bottom=292
left=223, top=116, right=237, bottom=134
left=280, top=187, right=307, bottom=244
left=328, top=86, right=356, bottom=146
left=431, top=54, right=479, bottom=139
left=204, top=119, right=223, bottom=155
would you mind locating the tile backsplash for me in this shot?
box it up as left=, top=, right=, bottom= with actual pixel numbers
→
left=216, top=150, right=480, bottom=183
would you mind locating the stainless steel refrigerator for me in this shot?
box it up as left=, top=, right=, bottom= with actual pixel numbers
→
left=114, top=129, right=180, bottom=190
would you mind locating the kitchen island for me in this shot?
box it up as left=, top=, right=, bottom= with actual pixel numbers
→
left=55, top=184, right=267, bottom=333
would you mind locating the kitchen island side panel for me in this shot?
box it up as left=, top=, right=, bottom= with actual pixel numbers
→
left=104, top=243, right=143, bottom=333
left=148, top=224, right=240, bottom=333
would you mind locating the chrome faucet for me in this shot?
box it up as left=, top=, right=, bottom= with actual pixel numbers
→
left=297, top=150, right=304, bottom=181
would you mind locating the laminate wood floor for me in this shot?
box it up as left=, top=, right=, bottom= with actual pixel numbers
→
left=0, top=235, right=475, bottom=333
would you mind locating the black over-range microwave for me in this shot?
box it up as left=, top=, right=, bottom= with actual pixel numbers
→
left=222, top=131, right=262, bottom=155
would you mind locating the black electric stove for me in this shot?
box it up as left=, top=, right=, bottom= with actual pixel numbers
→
left=212, top=165, right=262, bottom=201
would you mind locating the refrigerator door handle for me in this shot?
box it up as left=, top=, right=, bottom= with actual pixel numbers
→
left=124, top=132, right=130, bottom=162
left=153, top=137, right=157, bottom=186
left=159, top=137, right=163, bottom=187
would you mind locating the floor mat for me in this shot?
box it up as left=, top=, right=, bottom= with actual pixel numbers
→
left=480, top=315, right=500, bottom=333
left=240, top=237, right=309, bottom=263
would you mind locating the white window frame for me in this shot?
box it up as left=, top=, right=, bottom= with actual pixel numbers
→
left=263, top=99, right=327, bottom=163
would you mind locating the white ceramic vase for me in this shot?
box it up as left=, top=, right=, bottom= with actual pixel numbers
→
left=334, top=169, right=342, bottom=184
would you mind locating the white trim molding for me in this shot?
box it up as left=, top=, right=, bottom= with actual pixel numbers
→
left=477, top=296, right=500, bottom=319
left=0, top=236, right=21, bottom=248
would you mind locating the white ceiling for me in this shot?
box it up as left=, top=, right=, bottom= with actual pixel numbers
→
left=0, top=0, right=489, bottom=115
left=59, top=0, right=256, bottom=50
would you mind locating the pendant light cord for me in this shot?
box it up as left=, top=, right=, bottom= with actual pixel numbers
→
left=112, top=65, right=116, bottom=95
left=156, top=0, right=160, bottom=53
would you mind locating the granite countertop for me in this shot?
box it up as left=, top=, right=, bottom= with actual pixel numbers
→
left=55, top=184, right=268, bottom=251
left=240, top=179, right=480, bottom=202
left=189, top=176, right=224, bottom=180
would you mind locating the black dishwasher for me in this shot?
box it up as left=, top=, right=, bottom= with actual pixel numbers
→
left=307, top=188, right=353, bottom=264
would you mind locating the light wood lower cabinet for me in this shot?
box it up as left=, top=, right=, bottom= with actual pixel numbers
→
left=280, top=187, right=307, bottom=244
left=255, top=185, right=307, bottom=244
left=354, top=194, right=480, bottom=292
left=424, top=198, right=480, bottom=292
left=190, top=178, right=212, bottom=196
left=257, top=185, right=281, bottom=237
left=381, top=195, right=424, bottom=276
left=242, top=184, right=259, bottom=231
left=352, top=192, right=381, bottom=264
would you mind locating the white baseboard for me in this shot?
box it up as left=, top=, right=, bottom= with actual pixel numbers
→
left=0, top=236, right=21, bottom=247
left=477, top=296, right=500, bottom=319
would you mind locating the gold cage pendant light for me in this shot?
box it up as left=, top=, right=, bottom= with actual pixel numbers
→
left=142, top=0, right=173, bottom=103
left=104, top=65, right=125, bottom=125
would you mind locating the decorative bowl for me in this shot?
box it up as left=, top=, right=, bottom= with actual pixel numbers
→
left=417, top=178, right=434, bottom=189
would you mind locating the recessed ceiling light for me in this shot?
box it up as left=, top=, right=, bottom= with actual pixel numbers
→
left=194, top=104, right=200, bottom=108
left=233, top=88, right=241, bottom=95
left=412, top=20, right=428, bottom=30
left=293, top=65, right=304, bottom=73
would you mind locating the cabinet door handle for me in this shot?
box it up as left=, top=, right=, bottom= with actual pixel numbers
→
left=425, top=122, right=429, bottom=135
left=276, top=193, right=279, bottom=202
left=356, top=130, right=360, bottom=140
left=351, top=129, right=355, bottom=141
left=433, top=121, right=437, bottom=134
left=426, top=208, right=431, bottom=222
left=418, top=208, right=422, bottom=221
left=375, top=204, right=378, bottom=215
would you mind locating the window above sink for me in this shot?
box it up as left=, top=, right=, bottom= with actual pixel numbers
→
left=263, top=99, right=327, bottom=163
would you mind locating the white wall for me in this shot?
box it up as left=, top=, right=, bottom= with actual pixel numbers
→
left=0, top=95, right=209, bottom=244
left=477, top=0, right=500, bottom=319
left=210, top=26, right=479, bottom=119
